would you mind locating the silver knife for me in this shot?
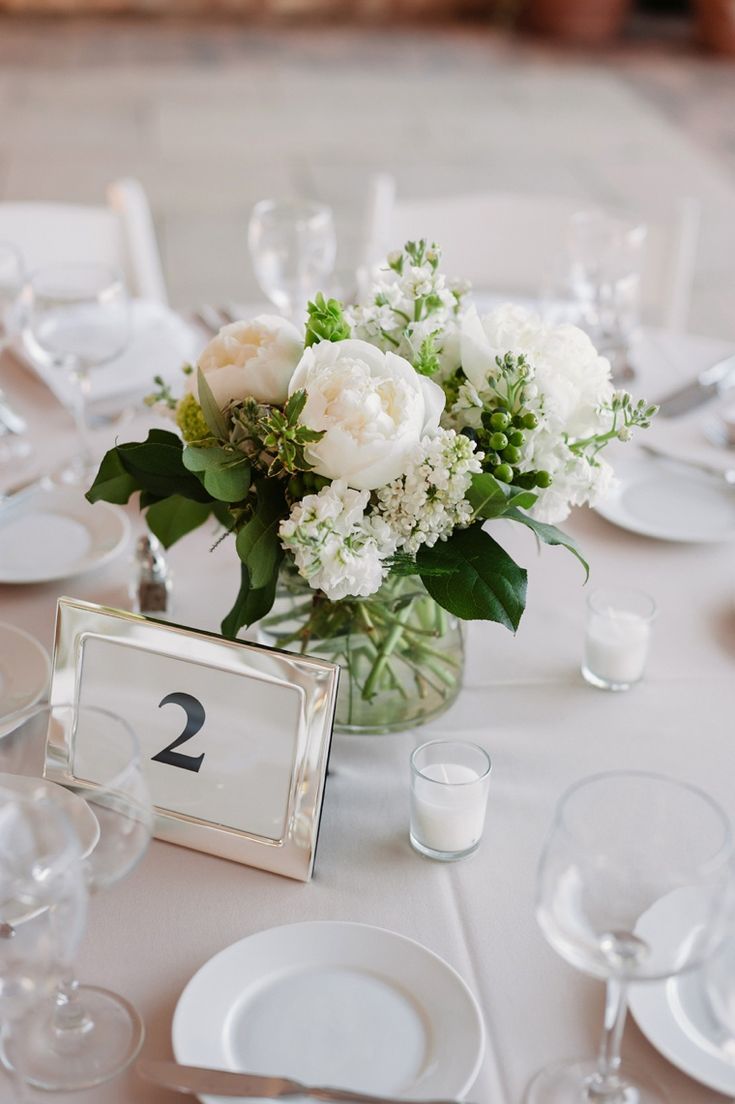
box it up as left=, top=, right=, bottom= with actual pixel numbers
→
left=0, top=392, right=27, bottom=435
left=137, top=1059, right=464, bottom=1104
left=639, top=443, right=735, bottom=485
left=656, top=355, right=735, bottom=418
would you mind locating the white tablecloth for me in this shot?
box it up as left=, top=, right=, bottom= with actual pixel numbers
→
left=1, top=326, right=734, bottom=1104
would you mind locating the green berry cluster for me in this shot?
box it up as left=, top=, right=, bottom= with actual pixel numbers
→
left=286, top=470, right=330, bottom=502
left=472, top=406, right=551, bottom=489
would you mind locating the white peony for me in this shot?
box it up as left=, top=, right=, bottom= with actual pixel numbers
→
left=196, top=314, right=303, bottom=409
left=288, top=338, right=445, bottom=491
left=280, top=480, right=397, bottom=600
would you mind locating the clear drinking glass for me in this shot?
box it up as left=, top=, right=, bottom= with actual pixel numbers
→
left=526, top=771, right=733, bottom=1104
left=248, top=199, right=336, bottom=323
left=0, top=243, right=31, bottom=465
left=410, top=740, right=491, bottom=861
left=0, top=788, right=88, bottom=1102
left=567, top=209, right=647, bottom=382
left=22, top=264, right=131, bottom=484
left=582, top=587, right=656, bottom=692
left=3, top=703, right=153, bottom=1091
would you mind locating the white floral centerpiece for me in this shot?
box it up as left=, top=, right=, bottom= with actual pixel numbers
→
left=88, top=240, right=655, bottom=733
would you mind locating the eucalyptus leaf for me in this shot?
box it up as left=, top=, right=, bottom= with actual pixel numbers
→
left=146, top=496, right=213, bottom=549
left=182, top=445, right=233, bottom=473
left=118, top=432, right=211, bottom=503
left=417, top=524, right=527, bottom=631
left=202, top=462, right=251, bottom=503
left=197, top=367, right=229, bottom=440
left=505, top=507, right=589, bottom=580
left=86, top=449, right=138, bottom=505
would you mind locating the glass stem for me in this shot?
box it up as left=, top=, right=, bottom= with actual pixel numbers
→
left=588, top=977, right=629, bottom=1099
left=71, top=365, right=93, bottom=469
left=53, top=974, right=94, bottom=1038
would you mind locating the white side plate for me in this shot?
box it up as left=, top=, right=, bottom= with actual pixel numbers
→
left=0, top=486, right=130, bottom=584
left=0, top=622, right=50, bottom=716
left=595, top=456, right=735, bottom=543
left=173, top=921, right=485, bottom=1103
left=630, top=890, right=735, bottom=1095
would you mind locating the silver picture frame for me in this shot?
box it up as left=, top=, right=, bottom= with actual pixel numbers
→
left=46, top=597, right=340, bottom=882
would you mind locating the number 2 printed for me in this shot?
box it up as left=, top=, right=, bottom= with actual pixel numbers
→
left=152, top=692, right=206, bottom=773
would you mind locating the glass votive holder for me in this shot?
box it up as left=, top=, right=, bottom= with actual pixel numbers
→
left=582, top=587, right=656, bottom=692
left=409, top=740, right=492, bottom=862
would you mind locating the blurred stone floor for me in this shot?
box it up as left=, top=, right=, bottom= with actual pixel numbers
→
left=0, top=16, right=734, bottom=338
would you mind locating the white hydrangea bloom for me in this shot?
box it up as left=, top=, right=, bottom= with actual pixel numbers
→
left=376, top=429, right=483, bottom=555
left=280, top=480, right=397, bottom=601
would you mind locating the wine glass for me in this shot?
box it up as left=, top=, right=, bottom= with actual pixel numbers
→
left=526, top=771, right=733, bottom=1104
left=22, top=263, right=131, bottom=484
left=0, top=787, right=88, bottom=1102
left=567, top=209, right=646, bottom=382
left=0, top=243, right=31, bottom=465
left=248, top=198, right=336, bottom=323
left=4, top=702, right=153, bottom=1091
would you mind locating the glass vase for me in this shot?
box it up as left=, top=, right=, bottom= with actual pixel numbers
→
left=259, top=565, right=464, bottom=735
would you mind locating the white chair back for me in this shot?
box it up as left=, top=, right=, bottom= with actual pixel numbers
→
left=0, top=178, right=167, bottom=304
left=370, top=180, right=699, bottom=332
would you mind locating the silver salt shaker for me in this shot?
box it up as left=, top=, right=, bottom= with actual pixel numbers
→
left=130, top=534, right=172, bottom=617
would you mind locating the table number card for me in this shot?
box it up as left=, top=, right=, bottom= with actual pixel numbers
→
left=46, top=597, right=339, bottom=882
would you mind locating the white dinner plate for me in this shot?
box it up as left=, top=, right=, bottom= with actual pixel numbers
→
left=0, top=485, right=130, bottom=584
left=0, top=622, right=50, bottom=717
left=0, top=772, right=100, bottom=860
left=173, top=921, right=485, bottom=1103
left=595, top=455, right=735, bottom=543
left=630, top=890, right=735, bottom=1095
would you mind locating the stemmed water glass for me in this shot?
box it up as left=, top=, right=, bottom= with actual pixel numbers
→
left=248, top=198, right=336, bottom=324
left=0, top=788, right=88, bottom=1102
left=567, top=209, right=647, bottom=381
left=22, top=263, right=131, bottom=484
left=526, top=771, right=733, bottom=1104
left=4, top=703, right=153, bottom=1091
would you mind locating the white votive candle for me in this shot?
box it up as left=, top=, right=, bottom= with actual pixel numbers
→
left=582, top=588, right=656, bottom=691
left=410, top=741, right=491, bottom=861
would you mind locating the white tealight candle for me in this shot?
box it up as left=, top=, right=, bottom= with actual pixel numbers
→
left=409, top=742, right=492, bottom=860
left=582, top=588, right=656, bottom=691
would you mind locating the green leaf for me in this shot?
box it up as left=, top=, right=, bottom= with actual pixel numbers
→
left=146, top=496, right=213, bottom=549
left=221, top=559, right=282, bottom=639
left=505, top=507, right=589, bottom=581
left=467, top=472, right=508, bottom=519
left=182, top=445, right=233, bottom=473
left=202, top=461, right=251, bottom=503
left=417, top=524, right=527, bottom=631
left=118, top=432, right=212, bottom=503
left=234, top=481, right=286, bottom=588
left=197, top=367, right=229, bottom=439
left=86, top=449, right=138, bottom=505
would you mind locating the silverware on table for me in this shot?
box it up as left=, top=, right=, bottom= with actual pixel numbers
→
left=136, top=1059, right=465, bottom=1104
left=639, top=443, right=735, bottom=486
left=0, top=473, right=53, bottom=507
left=192, top=305, right=227, bottom=336
left=656, top=354, right=735, bottom=418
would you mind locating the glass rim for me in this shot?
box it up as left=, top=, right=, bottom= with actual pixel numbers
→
left=410, top=739, right=492, bottom=786
left=554, top=769, right=734, bottom=873
left=569, top=206, right=648, bottom=243
left=250, top=197, right=333, bottom=227
left=1, top=701, right=142, bottom=791
left=586, top=586, right=657, bottom=621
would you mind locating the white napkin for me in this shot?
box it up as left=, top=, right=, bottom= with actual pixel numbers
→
left=18, top=299, right=203, bottom=409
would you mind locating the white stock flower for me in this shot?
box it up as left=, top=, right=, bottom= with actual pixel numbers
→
left=196, top=314, right=303, bottom=409
left=288, top=339, right=445, bottom=491
left=279, top=480, right=397, bottom=600
left=376, top=428, right=483, bottom=554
